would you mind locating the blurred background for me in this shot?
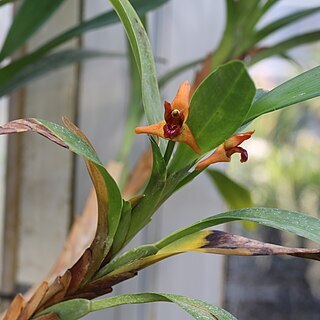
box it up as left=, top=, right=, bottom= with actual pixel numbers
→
left=0, top=0, right=320, bottom=319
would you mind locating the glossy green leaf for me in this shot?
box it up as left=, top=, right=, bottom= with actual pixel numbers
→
left=94, top=243, right=158, bottom=279
left=169, top=61, right=256, bottom=172
left=125, top=138, right=167, bottom=243
left=37, top=293, right=236, bottom=320
left=0, top=0, right=168, bottom=97
left=0, top=49, right=123, bottom=98
left=0, top=0, right=65, bottom=60
left=254, top=7, right=320, bottom=44
left=110, top=200, right=132, bottom=256
left=207, top=169, right=252, bottom=209
left=249, top=30, right=320, bottom=65
left=156, top=207, right=320, bottom=249
left=245, top=65, right=320, bottom=124
left=109, top=0, right=162, bottom=125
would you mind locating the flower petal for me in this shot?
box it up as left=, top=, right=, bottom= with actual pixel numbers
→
left=135, top=121, right=166, bottom=138
left=173, top=124, right=201, bottom=154
left=224, top=131, right=254, bottom=150
left=195, top=145, right=230, bottom=170
left=171, top=80, right=191, bottom=121
left=195, top=131, right=254, bottom=170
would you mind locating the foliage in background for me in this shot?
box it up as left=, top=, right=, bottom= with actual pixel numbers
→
left=0, top=0, right=320, bottom=319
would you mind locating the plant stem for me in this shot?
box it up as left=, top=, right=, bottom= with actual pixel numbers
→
left=164, top=140, right=175, bottom=165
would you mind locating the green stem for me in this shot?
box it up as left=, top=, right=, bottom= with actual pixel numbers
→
left=163, top=140, right=175, bottom=165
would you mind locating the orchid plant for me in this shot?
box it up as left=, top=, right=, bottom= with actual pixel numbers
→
left=0, top=0, right=320, bottom=319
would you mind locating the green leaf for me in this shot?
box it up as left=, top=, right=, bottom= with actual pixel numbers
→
left=249, top=30, right=320, bottom=65
left=37, top=293, right=236, bottom=320
left=0, top=49, right=123, bottom=98
left=254, top=7, right=320, bottom=44
left=169, top=61, right=256, bottom=172
left=0, top=0, right=65, bottom=60
left=125, top=138, right=167, bottom=243
left=260, top=0, right=279, bottom=14
left=152, top=230, right=320, bottom=263
left=245, top=65, right=320, bottom=124
left=0, top=0, right=168, bottom=97
left=0, top=0, right=15, bottom=6
left=207, top=169, right=252, bottom=209
left=94, top=244, right=158, bottom=278
left=109, top=0, right=162, bottom=125
left=156, top=208, right=320, bottom=249
left=110, top=200, right=132, bottom=255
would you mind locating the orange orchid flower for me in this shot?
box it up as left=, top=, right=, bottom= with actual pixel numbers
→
left=135, top=81, right=201, bottom=154
left=195, top=131, right=254, bottom=170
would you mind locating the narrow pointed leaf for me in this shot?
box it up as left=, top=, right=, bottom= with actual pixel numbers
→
left=0, top=49, right=122, bottom=98
left=104, top=227, right=320, bottom=278
left=156, top=208, right=320, bottom=249
left=109, top=200, right=132, bottom=256
left=0, top=0, right=14, bottom=6
left=261, top=0, right=279, bottom=14
left=94, top=244, right=158, bottom=279
left=0, top=0, right=168, bottom=97
left=109, top=0, right=162, bottom=125
left=245, top=65, right=320, bottom=124
left=254, top=7, right=320, bottom=44
left=36, top=293, right=236, bottom=320
left=249, top=31, right=320, bottom=65
left=0, top=0, right=64, bottom=60
left=170, top=61, right=256, bottom=171
left=196, top=230, right=320, bottom=260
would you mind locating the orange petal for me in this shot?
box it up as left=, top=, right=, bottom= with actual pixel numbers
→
left=135, top=121, right=166, bottom=139
left=224, top=131, right=254, bottom=150
left=195, top=145, right=229, bottom=170
left=173, top=124, right=201, bottom=154
left=171, top=80, right=191, bottom=121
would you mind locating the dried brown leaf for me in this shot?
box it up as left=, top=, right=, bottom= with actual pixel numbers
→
left=66, top=249, right=92, bottom=296
left=2, top=294, right=25, bottom=320
left=19, top=282, right=48, bottom=320
left=37, top=272, right=71, bottom=312
left=199, top=230, right=320, bottom=260
left=0, top=119, right=67, bottom=148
